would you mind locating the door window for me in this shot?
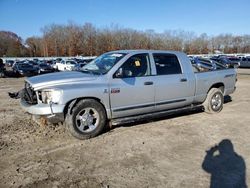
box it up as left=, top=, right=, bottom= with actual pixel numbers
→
left=116, top=53, right=151, bottom=78
left=153, top=53, right=182, bottom=75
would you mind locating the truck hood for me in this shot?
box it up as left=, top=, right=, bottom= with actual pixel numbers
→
left=26, top=71, right=97, bottom=90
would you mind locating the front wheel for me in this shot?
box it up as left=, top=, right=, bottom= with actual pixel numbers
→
left=65, top=99, right=107, bottom=139
left=203, top=88, right=224, bottom=114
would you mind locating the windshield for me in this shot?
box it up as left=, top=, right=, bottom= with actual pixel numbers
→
left=82, top=52, right=127, bottom=74
left=28, top=61, right=37, bottom=65
left=228, top=57, right=240, bottom=61
left=66, top=61, right=76, bottom=65
left=40, top=64, right=48, bottom=67
left=18, top=64, right=32, bottom=68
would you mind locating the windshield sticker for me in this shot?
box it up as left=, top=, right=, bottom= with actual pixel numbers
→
left=135, top=60, right=141, bottom=67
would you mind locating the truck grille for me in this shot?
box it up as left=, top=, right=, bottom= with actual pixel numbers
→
left=22, top=82, right=38, bottom=104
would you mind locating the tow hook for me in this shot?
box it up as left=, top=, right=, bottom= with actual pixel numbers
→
left=47, top=101, right=56, bottom=118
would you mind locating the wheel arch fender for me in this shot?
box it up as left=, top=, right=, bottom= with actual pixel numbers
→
left=64, top=97, right=110, bottom=119
left=208, top=82, right=225, bottom=94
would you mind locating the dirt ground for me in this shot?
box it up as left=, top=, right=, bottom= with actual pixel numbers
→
left=0, top=69, right=250, bottom=188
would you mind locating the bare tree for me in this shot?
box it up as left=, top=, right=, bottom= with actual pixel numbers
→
left=2, top=23, right=250, bottom=57
left=25, top=37, right=43, bottom=56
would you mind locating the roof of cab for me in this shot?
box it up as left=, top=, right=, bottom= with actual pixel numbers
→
left=107, top=49, right=184, bottom=54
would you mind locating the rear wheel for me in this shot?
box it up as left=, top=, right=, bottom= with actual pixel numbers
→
left=65, top=99, right=107, bottom=139
left=203, top=88, right=224, bottom=114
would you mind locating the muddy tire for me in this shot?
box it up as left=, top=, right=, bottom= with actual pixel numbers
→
left=203, top=88, right=224, bottom=114
left=65, top=99, right=107, bottom=140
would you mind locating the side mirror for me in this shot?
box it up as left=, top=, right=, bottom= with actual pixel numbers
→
left=114, top=68, right=123, bottom=78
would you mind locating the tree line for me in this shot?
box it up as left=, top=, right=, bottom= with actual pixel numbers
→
left=1, top=22, right=250, bottom=57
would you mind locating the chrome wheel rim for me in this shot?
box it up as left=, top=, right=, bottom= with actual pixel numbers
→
left=75, top=108, right=100, bottom=133
left=211, top=93, right=222, bottom=110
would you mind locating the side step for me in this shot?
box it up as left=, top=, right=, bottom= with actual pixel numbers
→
left=111, top=105, right=203, bottom=126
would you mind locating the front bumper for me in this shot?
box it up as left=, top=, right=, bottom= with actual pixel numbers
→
left=20, top=99, right=65, bottom=123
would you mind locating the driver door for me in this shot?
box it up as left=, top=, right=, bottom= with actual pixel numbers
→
left=109, top=53, right=155, bottom=118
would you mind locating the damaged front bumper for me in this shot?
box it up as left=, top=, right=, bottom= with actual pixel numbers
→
left=20, top=98, right=65, bottom=123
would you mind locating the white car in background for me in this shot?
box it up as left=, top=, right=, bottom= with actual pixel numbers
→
left=57, top=60, right=77, bottom=71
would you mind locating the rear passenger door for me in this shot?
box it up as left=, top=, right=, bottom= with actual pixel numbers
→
left=152, top=53, right=194, bottom=111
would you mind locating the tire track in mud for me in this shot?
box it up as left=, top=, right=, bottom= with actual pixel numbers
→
left=2, top=141, right=83, bottom=160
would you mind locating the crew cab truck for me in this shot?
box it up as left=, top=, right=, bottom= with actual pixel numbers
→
left=12, top=50, right=237, bottom=139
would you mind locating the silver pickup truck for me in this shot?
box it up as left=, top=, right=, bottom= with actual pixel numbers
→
left=10, top=50, right=237, bottom=139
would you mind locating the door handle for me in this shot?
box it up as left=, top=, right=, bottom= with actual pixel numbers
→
left=144, top=81, right=154, bottom=85
left=180, top=78, right=187, bottom=82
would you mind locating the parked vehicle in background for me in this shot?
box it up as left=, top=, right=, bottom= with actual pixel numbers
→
left=82, top=58, right=95, bottom=64
left=73, top=59, right=93, bottom=71
left=192, top=57, right=226, bottom=72
left=73, top=63, right=87, bottom=71
left=51, top=62, right=58, bottom=70
left=240, top=56, right=250, bottom=68
left=10, top=50, right=237, bottom=140
left=217, top=56, right=240, bottom=68
left=56, top=58, right=62, bottom=62
left=46, top=60, right=55, bottom=66
left=11, top=60, right=24, bottom=71
left=27, top=61, right=39, bottom=69
left=76, top=59, right=88, bottom=64
left=0, top=58, right=5, bottom=78
left=13, top=63, right=38, bottom=76
left=37, top=63, right=55, bottom=74
left=57, top=60, right=77, bottom=71
left=53, top=58, right=63, bottom=70
left=6, top=60, right=15, bottom=67
left=0, top=67, right=5, bottom=78
left=73, top=58, right=95, bottom=71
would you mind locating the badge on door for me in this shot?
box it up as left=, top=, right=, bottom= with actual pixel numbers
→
left=111, top=88, right=120, bottom=94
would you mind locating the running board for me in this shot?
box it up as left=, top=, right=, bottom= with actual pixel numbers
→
left=111, top=105, right=202, bottom=126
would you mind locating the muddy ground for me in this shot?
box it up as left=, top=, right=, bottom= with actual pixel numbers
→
left=0, top=69, right=250, bottom=188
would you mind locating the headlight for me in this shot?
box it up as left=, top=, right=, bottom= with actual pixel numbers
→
left=41, top=89, right=63, bottom=104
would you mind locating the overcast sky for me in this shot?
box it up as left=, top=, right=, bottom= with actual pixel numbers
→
left=0, top=0, right=250, bottom=40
